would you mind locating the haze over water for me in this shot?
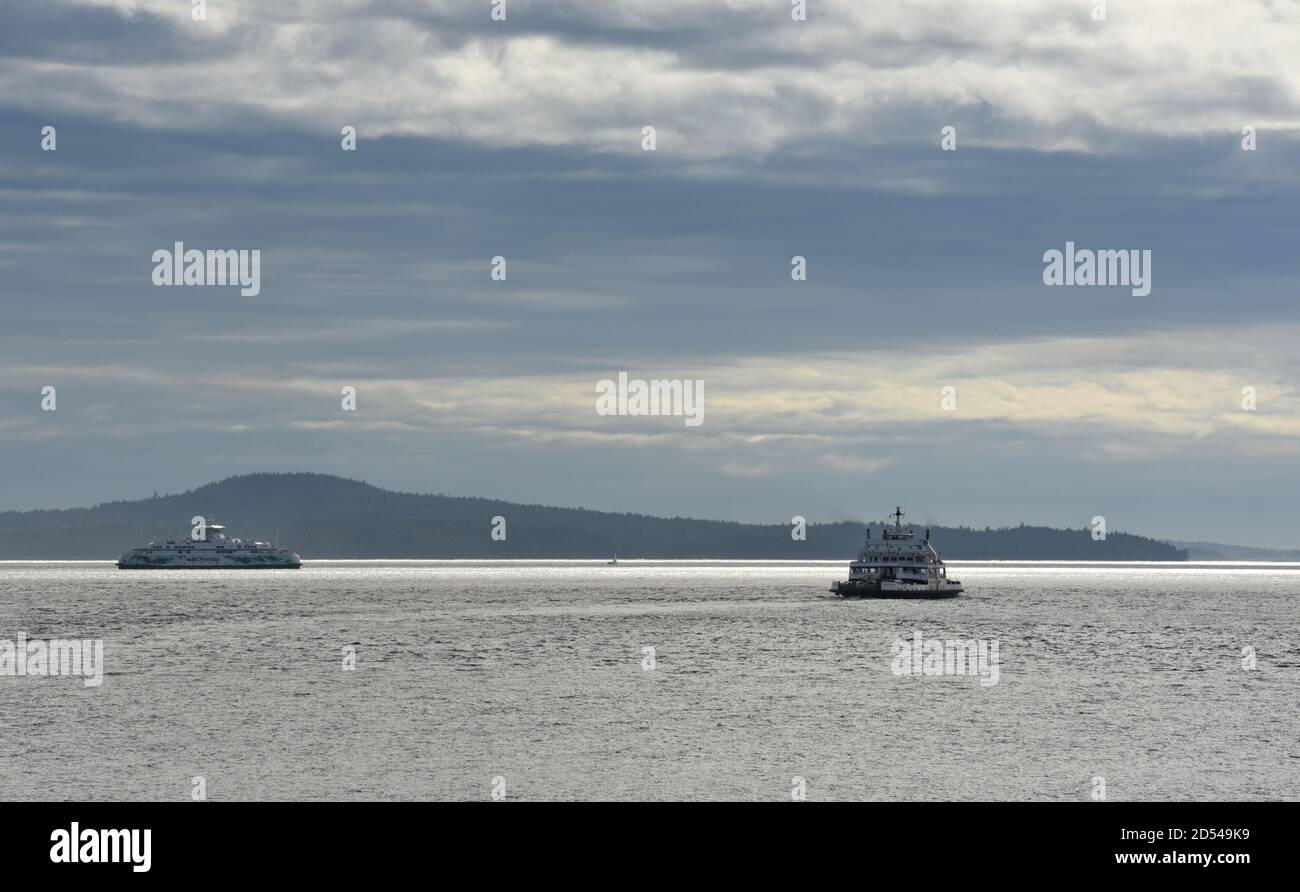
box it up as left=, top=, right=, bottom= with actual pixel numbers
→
left=2, top=562, right=1296, bottom=801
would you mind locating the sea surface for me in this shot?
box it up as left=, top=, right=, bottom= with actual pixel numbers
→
left=1, top=561, right=1297, bottom=801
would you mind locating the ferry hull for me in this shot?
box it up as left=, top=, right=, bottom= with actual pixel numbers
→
left=116, top=562, right=301, bottom=570
left=832, top=580, right=962, bottom=599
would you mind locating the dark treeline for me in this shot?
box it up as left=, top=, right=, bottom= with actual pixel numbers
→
left=0, top=472, right=1189, bottom=560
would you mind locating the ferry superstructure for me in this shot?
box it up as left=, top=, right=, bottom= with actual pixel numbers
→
left=116, top=522, right=301, bottom=569
left=831, top=507, right=962, bottom=598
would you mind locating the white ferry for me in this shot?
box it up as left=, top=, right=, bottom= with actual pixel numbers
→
left=831, top=507, right=962, bottom=598
left=117, top=521, right=301, bottom=569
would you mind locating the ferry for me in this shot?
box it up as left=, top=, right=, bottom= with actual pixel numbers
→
left=117, top=521, right=301, bottom=569
left=831, top=507, right=962, bottom=598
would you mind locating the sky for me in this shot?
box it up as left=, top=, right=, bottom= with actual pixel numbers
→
left=1, top=0, right=1299, bottom=546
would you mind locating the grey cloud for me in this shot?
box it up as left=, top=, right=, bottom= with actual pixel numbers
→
left=3, top=1, right=1300, bottom=547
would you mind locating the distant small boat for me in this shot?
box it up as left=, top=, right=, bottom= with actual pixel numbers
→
left=607, top=555, right=618, bottom=565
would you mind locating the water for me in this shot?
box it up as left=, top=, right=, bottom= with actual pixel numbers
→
left=1, top=561, right=1296, bottom=801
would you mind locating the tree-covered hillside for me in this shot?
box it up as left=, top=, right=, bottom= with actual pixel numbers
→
left=0, top=473, right=1189, bottom=560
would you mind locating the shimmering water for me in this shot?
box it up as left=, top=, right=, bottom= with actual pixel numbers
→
left=1, top=561, right=1296, bottom=801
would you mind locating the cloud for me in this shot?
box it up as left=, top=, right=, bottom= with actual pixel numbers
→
left=7, top=325, right=1297, bottom=451
left=4, top=0, right=1298, bottom=162
left=3, top=1, right=1300, bottom=546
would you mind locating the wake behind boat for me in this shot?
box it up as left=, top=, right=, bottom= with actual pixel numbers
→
left=831, top=507, right=962, bottom=599
left=117, top=521, right=301, bottom=569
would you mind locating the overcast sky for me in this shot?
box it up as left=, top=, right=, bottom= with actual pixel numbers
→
left=2, top=0, right=1299, bottom=546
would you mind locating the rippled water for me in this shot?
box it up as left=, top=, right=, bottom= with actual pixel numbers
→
left=1, top=561, right=1296, bottom=801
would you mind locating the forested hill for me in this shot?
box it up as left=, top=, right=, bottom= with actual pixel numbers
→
left=0, top=473, right=1189, bottom=560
